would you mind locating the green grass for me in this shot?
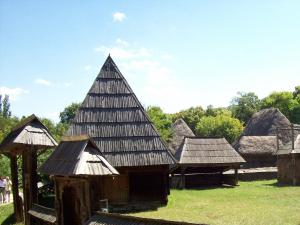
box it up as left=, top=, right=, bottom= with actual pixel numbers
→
left=0, top=204, right=22, bottom=225
left=129, top=180, right=300, bottom=225
left=1, top=180, right=300, bottom=225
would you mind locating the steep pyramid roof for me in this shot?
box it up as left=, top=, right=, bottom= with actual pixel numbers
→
left=67, top=56, right=176, bottom=167
left=169, top=119, right=195, bottom=155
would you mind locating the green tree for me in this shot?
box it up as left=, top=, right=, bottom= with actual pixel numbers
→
left=59, top=102, right=80, bottom=124
left=230, top=92, right=261, bottom=124
left=0, top=95, right=12, bottom=118
left=195, top=114, right=244, bottom=143
left=205, top=105, right=232, bottom=117
left=147, top=106, right=172, bottom=143
left=171, top=106, right=205, bottom=131
left=261, top=91, right=299, bottom=123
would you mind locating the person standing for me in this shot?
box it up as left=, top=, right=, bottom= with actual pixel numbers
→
left=0, top=176, right=6, bottom=204
left=5, top=177, right=12, bottom=203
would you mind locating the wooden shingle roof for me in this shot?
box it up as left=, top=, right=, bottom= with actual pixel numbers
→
left=277, top=134, right=300, bottom=155
left=28, top=204, right=56, bottom=224
left=39, top=135, right=119, bottom=176
left=0, top=114, right=57, bottom=154
left=169, top=119, right=195, bottom=156
left=67, top=56, right=176, bottom=167
left=176, top=137, right=245, bottom=165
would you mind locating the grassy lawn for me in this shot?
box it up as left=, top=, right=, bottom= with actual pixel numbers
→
left=1, top=180, right=300, bottom=225
left=129, top=180, right=300, bottom=225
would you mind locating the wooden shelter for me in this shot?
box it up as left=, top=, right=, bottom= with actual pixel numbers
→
left=172, top=137, right=245, bottom=188
left=39, top=135, right=119, bottom=225
left=169, top=120, right=244, bottom=188
left=0, top=114, right=57, bottom=225
left=234, top=108, right=292, bottom=168
left=66, top=55, right=176, bottom=206
left=277, top=125, right=300, bottom=185
left=233, top=136, right=280, bottom=168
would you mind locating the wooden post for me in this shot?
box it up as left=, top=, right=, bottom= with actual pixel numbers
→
left=10, top=154, right=23, bottom=222
left=234, top=168, right=238, bottom=186
left=22, top=147, right=38, bottom=225
left=180, top=167, right=186, bottom=189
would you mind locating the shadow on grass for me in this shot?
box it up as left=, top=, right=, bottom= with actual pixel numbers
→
left=179, top=184, right=236, bottom=191
left=1, top=213, right=16, bottom=225
left=263, top=181, right=297, bottom=188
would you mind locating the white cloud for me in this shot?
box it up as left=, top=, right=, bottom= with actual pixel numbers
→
left=64, top=82, right=72, bottom=87
left=0, top=86, right=29, bottom=101
left=112, top=12, right=127, bottom=22
left=84, top=65, right=92, bottom=71
left=34, top=78, right=51, bottom=86
left=161, top=53, right=173, bottom=60
left=116, top=38, right=129, bottom=47
left=95, top=46, right=152, bottom=60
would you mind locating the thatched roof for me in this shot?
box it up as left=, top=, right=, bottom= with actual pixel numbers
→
left=0, top=114, right=57, bottom=154
left=241, top=108, right=291, bottom=143
left=175, top=137, right=245, bottom=165
left=67, top=56, right=176, bottom=167
left=234, top=136, right=279, bottom=155
left=39, top=135, right=119, bottom=176
left=84, top=212, right=204, bottom=225
left=169, top=119, right=195, bottom=155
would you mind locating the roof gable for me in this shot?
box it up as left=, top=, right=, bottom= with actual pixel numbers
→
left=0, top=114, right=57, bottom=154
left=39, top=135, right=119, bottom=176
left=177, top=137, right=245, bottom=165
left=67, top=56, right=175, bottom=167
left=169, top=119, right=195, bottom=155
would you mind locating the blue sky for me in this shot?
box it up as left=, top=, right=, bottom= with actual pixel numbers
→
left=1, top=1, right=300, bottom=122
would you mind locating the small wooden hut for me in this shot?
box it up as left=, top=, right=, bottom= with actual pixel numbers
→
left=0, top=114, right=57, bottom=225
left=39, top=135, right=119, bottom=225
left=277, top=125, right=300, bottom=185
left=234, top=108, right=292, bottom=168
left=233, top=136, right=279, bottom=168
left=66, top=56, right=176, bottom=207
left=172, top=137, right=245, bottom=188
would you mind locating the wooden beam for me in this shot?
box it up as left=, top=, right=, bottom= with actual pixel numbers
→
left=22, top=147, right=38, bottom=225
left=10, top=154, right=23, bottom=222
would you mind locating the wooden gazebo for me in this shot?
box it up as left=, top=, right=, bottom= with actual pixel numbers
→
left=0, top=114, right=57, bottom=225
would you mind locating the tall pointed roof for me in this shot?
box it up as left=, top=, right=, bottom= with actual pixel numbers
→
left=169, top=119, right=195, bottom=155
left=67, top=56, right=176, bottom=167
left=0, top=114, right=57, bottom=154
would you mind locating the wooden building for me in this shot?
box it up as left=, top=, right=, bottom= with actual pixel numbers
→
left=169, top=119, right=244, bottom=188
left=277, top=125, right=300, bottom=185
left=0, top=114, right=57, bottom=225
left=234, top=108, right=292, bottom=168
left=67, top=56, right=176, bottom=206
left=39, top=135, right=119, bottom=225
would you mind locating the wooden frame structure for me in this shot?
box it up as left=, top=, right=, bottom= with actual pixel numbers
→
left=40, top=135, right=119, bottom=225
left=169, top=119, right=244, bottom=188
left=0, top=114, right=57, bottom=225
left=276, top=124, right=300, bottom=185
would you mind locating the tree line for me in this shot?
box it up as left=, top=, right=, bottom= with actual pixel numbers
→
left=0, top=86, right=299, bottom=176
